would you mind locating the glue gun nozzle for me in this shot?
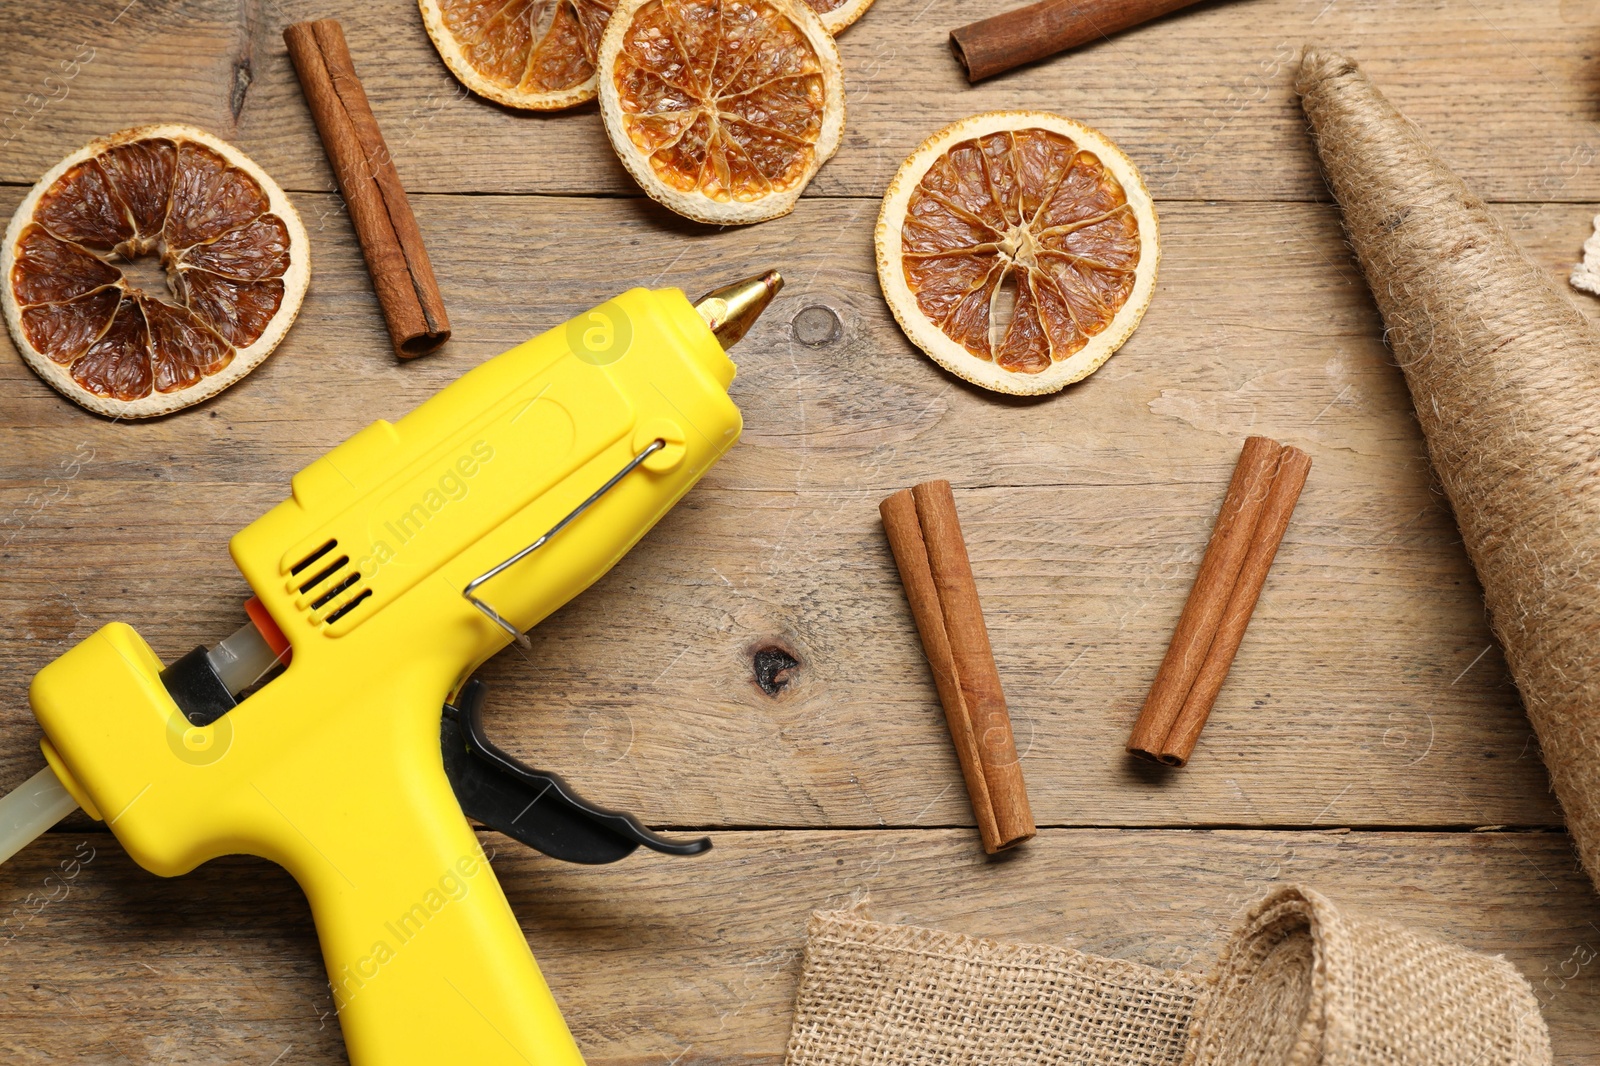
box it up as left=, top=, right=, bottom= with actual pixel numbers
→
left=694, top=270, right=783, bottom=350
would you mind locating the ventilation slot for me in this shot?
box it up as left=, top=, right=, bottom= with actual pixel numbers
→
left=324, top=590, right=372, bottom=624
left=310, top=573, right=361, bottom=611
left=290, top=539, right=337, bottom=576
left=289, top=537, right=372, bottom=627
left=298, top=555, right=351, bottom=594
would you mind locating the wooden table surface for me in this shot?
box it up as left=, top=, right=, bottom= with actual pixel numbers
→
left=5, top=0, right=1600, bottom=1061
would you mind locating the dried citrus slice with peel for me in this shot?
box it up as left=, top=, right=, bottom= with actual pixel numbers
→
left=876, top=112, right=1159, bottom=396
left=801, top=0, right=873, bottom=34
left=3, top=124, right=309, bottom=418
left=598, top=0, right=845, bottom=225
left=420, top=0, right=618, bottom=110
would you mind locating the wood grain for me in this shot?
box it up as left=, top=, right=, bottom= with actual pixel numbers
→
left=0, top=829, right=1596, bottom=1064
left=7, top=2, right=1600, bottom=1059
left=1, top=193, right=1586, bottom=829
left=1, top=1, right=1599, bottom=202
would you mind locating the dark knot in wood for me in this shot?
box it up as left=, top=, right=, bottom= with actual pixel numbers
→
left=752, top=645, right=800, bottom=696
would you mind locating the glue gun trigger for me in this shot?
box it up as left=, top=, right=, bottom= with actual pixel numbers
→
left=440, top=680, right=711, bottom=865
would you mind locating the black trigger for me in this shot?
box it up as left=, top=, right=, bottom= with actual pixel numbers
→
left=441, top=679, right=711, bottom=865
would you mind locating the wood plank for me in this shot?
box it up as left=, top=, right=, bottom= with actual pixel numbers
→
left=1, top=468, right=1559, bottom=832
left=0, top=828, right=1595, bottom=1063
left=7, top=190, right=1594, bottom=486
left=8, top=191, right=1596, bottom=828
left=1, top=0, right=1598, bottom=201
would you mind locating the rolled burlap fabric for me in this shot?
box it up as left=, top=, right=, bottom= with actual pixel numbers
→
left=783, top=885, right=1548, bottom=1066
left=1182, top=886, right=1547, bottom=1066
left=1295, top=48, right=1600, bottom=894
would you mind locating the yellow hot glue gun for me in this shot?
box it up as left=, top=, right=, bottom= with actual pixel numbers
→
left=0, top=271, right=782, bottom=1065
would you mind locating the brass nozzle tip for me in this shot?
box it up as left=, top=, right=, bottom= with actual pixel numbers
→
left=694, top=270, right=783, bottom=350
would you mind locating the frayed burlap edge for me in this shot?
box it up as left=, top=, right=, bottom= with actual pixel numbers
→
left=784, top=885, right=1549, bottom=1066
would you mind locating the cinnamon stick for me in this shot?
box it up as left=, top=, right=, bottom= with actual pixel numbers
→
left=1158, top=445, right=1311, bottom=766
left=881, top=481, right=1034, bottom=854
left=284, top=19, right=450, bottom=357
left=880, top=490, right=1001, bottom=849
left=950, top=0, right=1209, bottom=83
left=1126, top=436, right=1282, bottom=761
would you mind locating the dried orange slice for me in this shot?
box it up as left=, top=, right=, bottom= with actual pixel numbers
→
left=2, top=124, right=309, bottom=418
left=876, top=112, right=1159, bottom=396
left=597, top=0, right=845, bottom=225
left=801, top=0, right=873, bottom=34
left=419, top=0, right=618, bottom=110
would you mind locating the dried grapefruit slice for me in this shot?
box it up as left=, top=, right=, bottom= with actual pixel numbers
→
left=876, top=112, right=1159, bottom=396
left=420, top=0, right=618, bottom=110
left=597, top=0, right=845, bottom=225
left=2, top=124, right=309, bottom=418
left=800, top=0, right=873, bottom=34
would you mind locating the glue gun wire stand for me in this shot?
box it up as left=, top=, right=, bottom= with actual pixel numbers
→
left=0, top=269, right=780, bottom=1066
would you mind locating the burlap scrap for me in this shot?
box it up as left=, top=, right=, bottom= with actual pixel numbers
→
left=784, top=885, right=1548, bottom=1066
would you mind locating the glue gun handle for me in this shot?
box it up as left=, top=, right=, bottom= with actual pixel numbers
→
left=293, top=757, right=585, bottom=1066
